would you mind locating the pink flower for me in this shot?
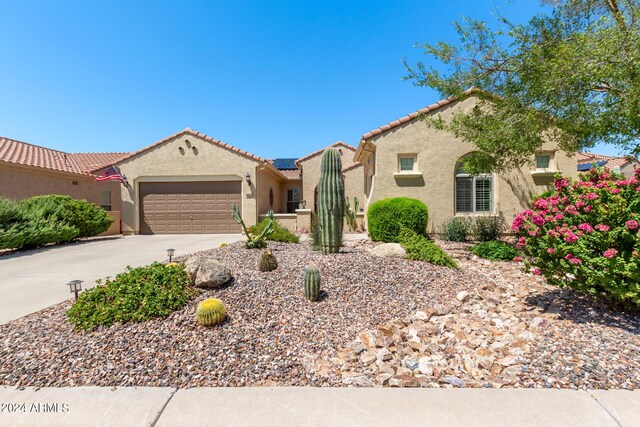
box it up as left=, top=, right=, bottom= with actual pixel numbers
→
left=513, top=256, right=523, bottom=263
left=532, top=215, right=545, bottom=226
left=547, top=248, right=555, bottom=254
left=564, top=232, right=579, bottom=243
left=603, top=248, right=618, bottom=258
left=610, top=188, right=621, bottom=194
left=533, top=198, right=548, bottom=210
left=565, top=254, right=574, bottom=260
left=584, top=206, right=593, bottom=213
left=554, top=178, right=569, bottom=190
left=625, top=220, right=639, bottom=230
left=532, top=268, right=542, bottom=275
left=569, top=257, right=582, bottom=265
left=577, top=223, right=594, bottom=232
left=516, top=237, right=527, bottom=249
left=585, top=192, right=599, bottom=200
left=595, top=224, right=610, bottom=232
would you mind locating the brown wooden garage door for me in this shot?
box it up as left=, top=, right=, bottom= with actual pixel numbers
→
left=139, top=181, right=242, bottom=234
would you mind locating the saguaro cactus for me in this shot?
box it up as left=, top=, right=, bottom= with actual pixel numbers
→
left=317, top=148, right=345, bottom=254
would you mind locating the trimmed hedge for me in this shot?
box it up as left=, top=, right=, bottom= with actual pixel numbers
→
left=367, top=197, right=429, bottom=243
left=0, top=195, right=113, bottom=250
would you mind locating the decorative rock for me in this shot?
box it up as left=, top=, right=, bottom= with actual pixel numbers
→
left=184, top=256, right=232, bottom=288
left=347, top=340, right=366, bottom=355
left=388, top=374, right=419, bottom=387
left=377, top=348, right=393, bottom=362
left=342, top=372, right=375, bottom=387
left=357, top=330, right=377, bottom=348
left=360, top=350, right=377, bottom=365
left=369, top=243, right=406, bottom=258
left=530, top=317, right=550, bottom=329
left=418, top=358, right=435, bottom=376
left=456, top=291, right=470, bottom=302
left=442, top=375, right=465, bottom=387
left=404, top=358, right=419, bottom=371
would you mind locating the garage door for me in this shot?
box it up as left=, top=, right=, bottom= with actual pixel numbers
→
left=139, top=181, right=242, bottom=234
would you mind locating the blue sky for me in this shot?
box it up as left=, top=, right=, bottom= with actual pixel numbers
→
left=0, top=0, right=619, bottom=158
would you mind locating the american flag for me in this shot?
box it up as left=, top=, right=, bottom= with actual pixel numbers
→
left=95, top=166, right=128, bottom=185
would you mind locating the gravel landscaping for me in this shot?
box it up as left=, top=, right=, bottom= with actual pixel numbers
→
left=0, top=241, right=477, bottom=388
left=1, top=239, right=638, bottom=389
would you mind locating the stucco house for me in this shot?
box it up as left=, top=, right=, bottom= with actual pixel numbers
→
left=0, top=136, right=125, bottom=235
left=353, top=95, right=578, bottom=232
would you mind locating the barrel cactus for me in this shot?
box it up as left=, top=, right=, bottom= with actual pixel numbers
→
left=303, top=267, right=321, bottom=302
left=257, top=249, right=278, bottom=272
left=195, top=298, right=227, bottom=326
left=317, top=148, right=345, bottom=254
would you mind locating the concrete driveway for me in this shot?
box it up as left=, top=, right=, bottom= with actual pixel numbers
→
left=0, top=234, right=242, bottom=324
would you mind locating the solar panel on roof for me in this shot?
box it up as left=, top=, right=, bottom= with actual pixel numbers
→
left=272, top=158, right=298, bottom=170
left=577, top=160, right=607, bottom=171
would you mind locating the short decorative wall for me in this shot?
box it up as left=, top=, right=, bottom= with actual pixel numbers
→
left=259, top=213, right=298, bottom=233
left=258, top=209, right=366, bottom=235
left=100, top=211, right=122, bottom=236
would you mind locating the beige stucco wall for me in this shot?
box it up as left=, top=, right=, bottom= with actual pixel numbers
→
left=257, top=168, right=284, bottom=214
left=116, top=133, right=261, bottom=234
left=299, top=145, right=364, bottom=211
left=362, top=96, right=578, bottom=232
left=0, top=163, right=122, bottom=213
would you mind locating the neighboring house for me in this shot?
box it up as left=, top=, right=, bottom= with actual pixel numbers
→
left=577, top=152, right=639, bottom=177
left=353, top=95, right=578, bottom=232
left=296, top=141, right=365, bottom=211
left=0, top=136, right=125, bottom=234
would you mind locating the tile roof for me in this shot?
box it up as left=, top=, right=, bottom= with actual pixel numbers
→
left=72, top=152, right=130, bottom=173
left=279, top=169, right=302, bottom=179
left=361, top=95, right=458, bottom=141
left=0, top=136, right=86, bottom=176
left=295, top=141, right=357, bottom=165
left=105, top=128, right=267, bottom=172
left=577, top=152, right=638, bottom=170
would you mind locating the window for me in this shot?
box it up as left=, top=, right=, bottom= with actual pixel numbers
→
left=536, top=154, right=551, bottom=169
left=287, top=188, right=301, bottom=213
left=100, top=190, right=112, bottom=211
left=455, top=161, right=493, bottom=213
left=398, top=155, right=416, bottom=172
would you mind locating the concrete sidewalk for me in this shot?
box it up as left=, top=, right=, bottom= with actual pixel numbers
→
left=1, top=387, right=637, bottom=427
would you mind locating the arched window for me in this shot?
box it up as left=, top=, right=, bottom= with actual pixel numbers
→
left=455, top=159, right=493, bottom=213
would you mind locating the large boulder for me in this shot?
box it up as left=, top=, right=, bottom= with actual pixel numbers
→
left=369, top=243, right=406, bottom=258
left=184, top=256, right=233, bottom=288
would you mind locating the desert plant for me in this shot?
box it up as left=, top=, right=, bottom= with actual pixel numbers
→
left=66, top=262, right=197, bottom=330
left=399, top=228, right=458, bottom=268
left=440, top=217, right=471, bottom=242
left=513, top=168, right=640, bottom=309
left=257, top=249, right=278, bottom=272
left=220, top=242, right=228, bottom=247
left=471, top=216, right=504, bottom=242
left=303, top=267, right=321, bottom=301
left=249, top=218, right=299, bottom=243
left=232, top=204, right=274, bottom=249
left=469, top=240, right=518, bottom=261
left=195, top=298, right=227, bottom=326
left=0, top=197, right=20, bottom=226
left=317, top=148, right=345, bottom=254
left=367, top=197, right=429, bottom=242
left=345, top=196, right=360, bottom=232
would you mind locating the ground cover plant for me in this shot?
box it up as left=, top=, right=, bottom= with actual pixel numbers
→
left=67, top=262, right=197, bottom=330
left=0, top=195, right=113, bottom=250
left=471, top=216, right=504, bottom=242
left=368, top=197, right=428, bottom=242
left=249, top=218, right=299, bottom=244
left=399, top=228, right=457, bottom=268
left=513, top=168, right=640, bottom=309
left=470, top=240, right=518, bottom=262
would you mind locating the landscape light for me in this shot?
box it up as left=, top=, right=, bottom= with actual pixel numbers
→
left=167, top=248, right=175, bottom=262
left=66, top=280, right=83, bottom=301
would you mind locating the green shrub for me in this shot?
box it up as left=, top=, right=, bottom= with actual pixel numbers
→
left=0, top=195, right=113, bottom=250
left=399, top=228, right=458, bottom=268
left=0, top=198, right=20, bottom=226
left=471, top=216, right=504, bottom=242
left=367, top=198, right=429, bottom=243
left=67, top=262, right=197, bottom=330
left=470, top=241, right=518, bottom=261
left=513, top=168, right=640, bottom=309
left=440, top=217, right=471, bottom=242
left=249, top=218, right=299, bottom=243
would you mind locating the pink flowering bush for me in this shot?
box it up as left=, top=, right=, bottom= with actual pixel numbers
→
left=513, top=167, right=640, bottom=309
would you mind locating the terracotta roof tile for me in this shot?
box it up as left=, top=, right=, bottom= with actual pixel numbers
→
left=577, top=151, right=638, bottom=170
left=280, top=169, right=301, bottom=179
left=361, top=95, right=458, bottom=141
left=72, top=152, right=130, bottom=173
left=0, top=136, right=90, bottom=176
left=295, top=141, right=357, bottom=165
left=106, top=128, right=266, bottom=171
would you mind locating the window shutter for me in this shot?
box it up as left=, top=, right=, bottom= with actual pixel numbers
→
left=475, top=177, right=492, bottom=212
left=456, top=177, right=472, bottom=212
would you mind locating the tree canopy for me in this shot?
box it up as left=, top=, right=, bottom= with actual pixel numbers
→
left=405, top=0, right=640, bottom=173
